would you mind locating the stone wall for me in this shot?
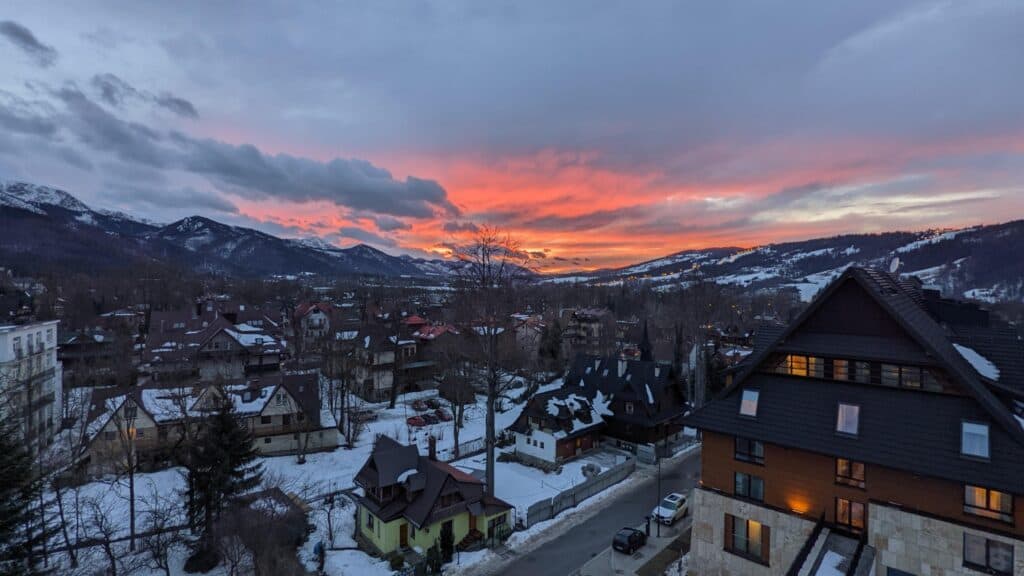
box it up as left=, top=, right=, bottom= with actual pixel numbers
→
left=690, top=488, right=816, bottom=576
left=869, top=502, right=1024, bottom=576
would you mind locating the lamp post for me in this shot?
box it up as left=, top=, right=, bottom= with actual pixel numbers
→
left=125, top=402, right=137, bottom=552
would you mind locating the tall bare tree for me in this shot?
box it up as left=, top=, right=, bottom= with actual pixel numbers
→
left=452, top=225, right=534, bottom=496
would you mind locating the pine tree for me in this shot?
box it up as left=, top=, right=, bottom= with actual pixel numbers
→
left=188, top=395, right=263, bottom=548
left=0, top=419, right=47, bottom=576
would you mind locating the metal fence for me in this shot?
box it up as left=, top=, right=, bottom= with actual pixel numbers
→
left=523, top=455, right=636, bottom=528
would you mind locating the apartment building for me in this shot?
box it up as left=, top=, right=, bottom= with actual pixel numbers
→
left=0, top=320, right=63, bottom=451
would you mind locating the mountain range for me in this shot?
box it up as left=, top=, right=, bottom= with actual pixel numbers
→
left=2, top=180, right=1023, bottom=303
left=0, top=181, right=455, bottom=278
left=553, top=222, right=1024, bottom=304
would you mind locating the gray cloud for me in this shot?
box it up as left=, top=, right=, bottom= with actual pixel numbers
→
left=91, top=73, right=199, bottom=118
left=56, top=87, right=168, bottom=167
left=154, top=93, right=198, bottom=119
left=169, top=132, right=459, bottom=218
left=102, top=185, right=238, bottom=214
left=331, top=226, right=398, bottom=248
left=442, top=220, right=479, bottom=233
left=372, top=215, right=411, bottom=232
left=0, top=91, right=57, bottom=136
left=0, top=21, right=57, bottom=67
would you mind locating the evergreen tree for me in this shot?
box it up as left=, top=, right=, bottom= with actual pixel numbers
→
left=0, top=419, right=47, bottom=576
left=188, top=395, right=263, bottom=548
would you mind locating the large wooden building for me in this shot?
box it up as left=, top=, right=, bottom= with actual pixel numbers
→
left=685, top=268, right=1024, bottom=576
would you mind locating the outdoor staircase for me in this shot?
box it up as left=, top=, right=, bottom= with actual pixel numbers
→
left=796, top=527, right=832, bottom=576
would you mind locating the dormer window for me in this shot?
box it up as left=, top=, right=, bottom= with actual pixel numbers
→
left=836, top=403, right=860, bottom=436
left=739, top=389, right=759, bottom=417
left=961, top=422, right=989, bottom=459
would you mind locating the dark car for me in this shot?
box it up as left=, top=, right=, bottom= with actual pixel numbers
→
left=435, top=408, right=453, bottom=422
left=412, top=400, right=429, bottom=412
left=406, top=415, right=427, bottom=427
left=612, top=527, right=646, bottom=554
left=422, top=413, right=440, bottom=425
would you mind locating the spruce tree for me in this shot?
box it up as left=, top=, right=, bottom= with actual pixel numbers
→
left=188, top=395, right=263, bottom=549
left=0, top=419, right=47, bottom=576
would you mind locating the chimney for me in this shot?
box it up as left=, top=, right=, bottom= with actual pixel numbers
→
left=428, top=435, right=437, bottom=461
left=618, top=359, right=627, bottom=378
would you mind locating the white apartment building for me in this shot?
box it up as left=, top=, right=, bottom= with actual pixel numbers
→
left=0, top=320, right=62, bottom=451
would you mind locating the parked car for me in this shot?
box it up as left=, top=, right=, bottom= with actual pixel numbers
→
left=612, top=527, right=647, bottom=554
left=425, top=398, right=441, bottom=410
left=422, top=413, right=440, bottom=425
left=406, top=415, right=427, bottom=427
left=435, top=408, right=453, bottom=422
left=651, top=492, right=688, bottom=525
left=412, top=400, right=429, bottom=411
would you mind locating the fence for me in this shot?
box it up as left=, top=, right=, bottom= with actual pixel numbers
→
left=438, top=437, right=486, bottom=462
left=523, top=455, right=636, bottom=528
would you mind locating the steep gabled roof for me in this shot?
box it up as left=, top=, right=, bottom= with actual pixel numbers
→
left=701, top=266, right=1024, bottom=445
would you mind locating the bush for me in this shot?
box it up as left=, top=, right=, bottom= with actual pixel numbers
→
left=497, top=452, right=518, bottom=463
left=183, top=547, right=220, bottom=573
left=388, top=551, right=405, bottom=570
left=426, top=545, right=443, bottom=573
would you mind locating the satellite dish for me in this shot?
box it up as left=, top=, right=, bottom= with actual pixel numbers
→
left=889, top=257, right=901, bottom=274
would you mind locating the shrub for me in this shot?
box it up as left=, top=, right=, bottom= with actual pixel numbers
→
left=388, top=551, right=405, bottom=570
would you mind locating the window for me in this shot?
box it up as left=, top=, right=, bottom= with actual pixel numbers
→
left=734, top=472, right=764, bottom=502
left=808, top=357, right=824, bottom=379
left=725, top=514, right=769, bottom=564
left=739, top=389, right=759, bottom=417
left=625, top=402, right=634, bottom=415
left=365, top=510, right=374, bottom=530
left=835, top=498, right=865, bottom=531
left=488, top=513, right=508, bottom=537
left=539, top=441, right=544, bottom=449
left=263, top=437, right=271, bottom=444
left=136, top=429, right=145, bottom=438
left=789, top=355, right=808, bottom=377
left=735, top=437, right=765, bottom=465
left=260, top=415, right=272, bottom=424
left=853, top=361, right=870, bottom=384
left=835, top=458, right=866, bottom=489
left=964, top=533, right=1014, bottom=575
left=276, top=393, right=285, bottom=406
left=282, top=414, right=291, bottom=425
left=836, top=404, right=860, bottom=436
left=881, top=364, right=900, bottom=387
left=961, top=422, right=989, bottom=459
left=901, top=367, right=922, bottom=389
left=964, top=485, right=1013, bottom=523
left=832, top=359, right=848, bottom=381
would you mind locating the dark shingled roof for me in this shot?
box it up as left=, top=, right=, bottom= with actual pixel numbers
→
left=686, top=267, right=1024, bottom=493
left=687, top=374, right=1024, bottom=495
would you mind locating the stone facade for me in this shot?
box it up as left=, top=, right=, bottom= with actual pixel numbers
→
left=690, top=487, right=816, bottom=576
left=869, top=502, right=1024, bottom=576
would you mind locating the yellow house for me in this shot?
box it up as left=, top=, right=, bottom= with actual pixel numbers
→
left=354, top=436, right=512, bottom=556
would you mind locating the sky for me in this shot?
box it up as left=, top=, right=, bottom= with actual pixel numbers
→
left=1, top=1, right=1023, bottom=272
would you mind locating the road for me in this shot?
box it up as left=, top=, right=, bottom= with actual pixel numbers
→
left=494, top=449, right=701, bottom=576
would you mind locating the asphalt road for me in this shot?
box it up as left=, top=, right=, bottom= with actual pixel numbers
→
left=495, top=450, right=702, bottom=576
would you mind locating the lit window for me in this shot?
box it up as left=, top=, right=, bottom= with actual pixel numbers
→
left=808, top=357, right=824, bottom=379
left=835, top=498, right=865, bottom=531
left=739, top=389, right=759, bottom=417
left=836, top=404, right=860, bottom=436
left=725, top=515, right=768, bottom=562
left=832, top=360, right=848, bottom=381
left=961, top=422, right=989, bottom=459
left=964, top=485, right=1013, bottom=523
left=789, top=355, right=808, bottom=377
left=901, top=367, right=922, bottom=389
left=964, top=533, right=1014, bottom=575
left=835, top=458, right=866, bottom=488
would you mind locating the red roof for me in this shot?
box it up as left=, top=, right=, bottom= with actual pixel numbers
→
left=403, top=314, right=428, bottom=326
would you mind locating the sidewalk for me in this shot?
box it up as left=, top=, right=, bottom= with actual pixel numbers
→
left=577, top=518, right=689, bottom=576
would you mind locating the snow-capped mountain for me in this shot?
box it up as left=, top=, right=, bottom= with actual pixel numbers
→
left=548, top=223, right=1024, bottom=303
left=0, top=181, right=452, bottom=278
